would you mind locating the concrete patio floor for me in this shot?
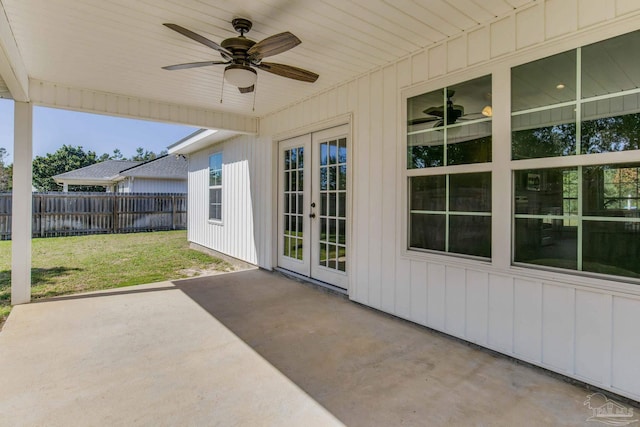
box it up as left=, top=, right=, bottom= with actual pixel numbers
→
left=0, top=269, right=632, bottom=426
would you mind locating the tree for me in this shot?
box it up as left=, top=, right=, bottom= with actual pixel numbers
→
left=98, top=148, right=125, bottom=162
left=32, top=145, right=101, bottom=192
left=130, top=147, right=166, bottom=162
left=111, top=148, right=124, bottom=160
left=0, top=147, right=11, bottom=192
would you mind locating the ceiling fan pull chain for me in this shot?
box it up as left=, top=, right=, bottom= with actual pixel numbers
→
left=220, top=72, right=225, bottom=104
left=252, top=82, right=257, bottom=112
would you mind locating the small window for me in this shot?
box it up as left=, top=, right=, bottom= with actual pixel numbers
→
left=407, top=75, right=493, bottom=259
left=209, top=152, right=222, bottom=221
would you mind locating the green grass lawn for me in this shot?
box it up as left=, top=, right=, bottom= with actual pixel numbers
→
left=0, top=231, right=232, bottom=325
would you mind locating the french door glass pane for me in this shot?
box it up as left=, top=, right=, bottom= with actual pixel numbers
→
left=318, top=140, right=347, bottom=273
left=283, top=146, right=304, bottom=260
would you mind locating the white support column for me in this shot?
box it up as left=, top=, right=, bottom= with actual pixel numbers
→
left=491, top=67, right=512, bottom=270
left=11, top=101, right=33, bottom=305
left=62, top=182, right=68, bottom=192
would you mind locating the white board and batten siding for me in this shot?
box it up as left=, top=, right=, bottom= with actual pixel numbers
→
left=188, top=135, right=272, bottom=268
left=257, top=2, right=640, bottom=401
left=119, top=178, right=187, bottom=194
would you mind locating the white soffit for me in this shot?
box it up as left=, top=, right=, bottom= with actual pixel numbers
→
left=168, top=128, right=239, bottom=154
left=0, top=76, right=11, bottom=100
left=2, top=0, right=535, bottom=117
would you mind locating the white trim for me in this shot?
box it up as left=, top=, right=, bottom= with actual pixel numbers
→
left=169, top=129, right=218, bottom=153
left=29, top=79, right=258, bottom=134
left=510, top=150, right=640, bottom=170
left=0, top=3, right=29, bottom=101
left=208, top=152, right=223, bottom=223
left=406, top=162, right=492, bottom=176
left=272, top=113, right=353, bottom=142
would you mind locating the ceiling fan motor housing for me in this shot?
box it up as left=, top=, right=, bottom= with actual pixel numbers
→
left=221, top=37, right=256, bottom=65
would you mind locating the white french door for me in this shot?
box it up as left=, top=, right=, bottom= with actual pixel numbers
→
left=277, top=124, right=349, bottom=289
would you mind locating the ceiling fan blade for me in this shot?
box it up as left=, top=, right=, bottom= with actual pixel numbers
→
left=423, top=107, right=444, bottom=117
left=162, top=60, right=229, bottom=71
left=459, top=113, right=485, bottom=120
left=408, top=117, right=439, bottom=126
left=247, top=32, right=301, bottom=61
left=238, top=85, right=255, bottom=94
left=257, top=62, right=318, bottom=83
left=163, top=23, right=232, bottom=60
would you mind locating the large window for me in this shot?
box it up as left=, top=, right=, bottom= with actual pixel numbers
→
left=512, top=30, right=640, bottom=280
left=209, top=152, right=222, bottom=221
left=407, top=75, right=492, bottom=258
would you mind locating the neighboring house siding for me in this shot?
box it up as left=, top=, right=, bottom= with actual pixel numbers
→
left=129, top=178, right=187, bottom=194
left=188, top=135, right=272, bottom=267
left=236, top=4, right=640, bottom=402
left=118, top=180, right=131, bottom=193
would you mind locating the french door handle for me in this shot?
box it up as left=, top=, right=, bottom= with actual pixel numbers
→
left=309, top=213, right=316, bottom=219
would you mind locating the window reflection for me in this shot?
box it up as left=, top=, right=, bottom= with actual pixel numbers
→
left=582, top=30, right=640, bottom=99
left=511, top=50, right=576, bottom=112
left=512, top=106, right=576, bottom=159
left=514, top=164, right=640, bottom=279
left=407, top=75, right=492, bottom=168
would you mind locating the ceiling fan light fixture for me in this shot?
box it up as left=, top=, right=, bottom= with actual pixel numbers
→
left=224, top=64, right=257, bottom=88
left=481, top=105, right=493, bottom=117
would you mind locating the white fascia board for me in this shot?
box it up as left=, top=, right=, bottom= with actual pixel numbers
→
left=54, top=177, right=116, bottom=186
left=29, top=80, right=258, bottom=134
left=168, top=129, right=220, bottom=155
left=0, top=4, right=28, bottom=101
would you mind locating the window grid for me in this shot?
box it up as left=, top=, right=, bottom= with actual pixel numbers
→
left=208, top=152, right=222, bottom=222
left=407, top=75, right=493, bottom=260
left=318, top=138, right=347, bottom=272
left=511, top=31, right=640, bottom=280
left=283, top=147, right=304, bottom=261
left=409, top=172, right=492, bottom=259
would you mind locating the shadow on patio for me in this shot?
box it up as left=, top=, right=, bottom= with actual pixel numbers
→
left=0, top=269, right=621, bottom=426
left=173, top=269, right=602, bottom=426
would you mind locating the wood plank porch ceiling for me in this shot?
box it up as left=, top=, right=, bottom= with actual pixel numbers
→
left=2, top=0, right=534, bottom=118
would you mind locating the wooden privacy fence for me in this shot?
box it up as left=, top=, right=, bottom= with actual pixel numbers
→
left=0, top=192, right=187, bottom=240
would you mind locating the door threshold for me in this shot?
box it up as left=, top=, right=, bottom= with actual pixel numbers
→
left=274, top=267, right=348, bottom=296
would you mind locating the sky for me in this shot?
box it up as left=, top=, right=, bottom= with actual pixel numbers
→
left=0, top=99, right=198, bottom=164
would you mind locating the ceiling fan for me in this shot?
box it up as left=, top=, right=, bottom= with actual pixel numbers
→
left=408, top=89, right=492, bottom=127
left=162, top=18, right=319, bottom=94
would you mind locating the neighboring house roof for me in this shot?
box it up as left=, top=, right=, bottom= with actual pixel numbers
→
left=52, top=156, right=188, bottom=188
left=118, top=155, right=187, bottom=180
left=53, top=160, right=142, bottom=186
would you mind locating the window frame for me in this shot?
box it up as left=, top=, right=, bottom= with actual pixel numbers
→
left=208, top=151, right=223, bottom=223
left=403, top=73, right=494, bottom=262
left=400, top=27, right=640, bottom=294
left=510, top=38, right=640, bottom=284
